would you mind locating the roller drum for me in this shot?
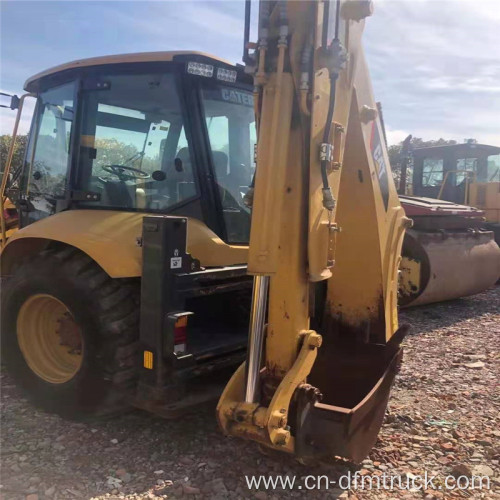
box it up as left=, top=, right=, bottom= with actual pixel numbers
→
left=400, top=229, right=500, bottom=307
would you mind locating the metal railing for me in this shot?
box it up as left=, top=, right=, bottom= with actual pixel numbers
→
left=437, top=169, right=477, bottom=205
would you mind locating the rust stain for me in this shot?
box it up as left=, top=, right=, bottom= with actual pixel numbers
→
left=283, top=300, right=290, bottom=319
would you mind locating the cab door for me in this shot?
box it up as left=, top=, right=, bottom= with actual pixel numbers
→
left=20, top=81, right=76, bottom=226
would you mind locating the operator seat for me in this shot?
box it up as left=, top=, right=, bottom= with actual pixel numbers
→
left=212, top=151, right=250, bottom=196
left=212, top=151, right=229, bottom=179
left=102, top=181, right=134, bottom=208
left=101, top=176, right=147, bottom=209
left=170, top=148, right=196, bottom=202
left=211, top=151, right=242, bottom=209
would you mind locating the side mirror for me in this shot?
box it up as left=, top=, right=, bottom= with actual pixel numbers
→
left=0, top=92, right=20, bottom=110
left=62, top=106, right=74, bottom=121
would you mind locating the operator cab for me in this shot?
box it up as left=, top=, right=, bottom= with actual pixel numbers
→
left=412, top=142, right=500, bottom=204
left=15, top=52, right=256, bottom=244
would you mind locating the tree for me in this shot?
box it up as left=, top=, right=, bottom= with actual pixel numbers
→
left=0, top=134, right=159, bottom=191
left=94, top=138, right=142, bottom=171
left=0, top=134, right=28, bottom=175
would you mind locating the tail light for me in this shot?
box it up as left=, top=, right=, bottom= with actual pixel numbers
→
left=174, top=315, right=188, bottom=354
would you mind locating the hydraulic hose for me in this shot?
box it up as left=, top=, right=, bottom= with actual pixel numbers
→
left=321, top=72, right=338, bottom=190
left=255, top=0, right=270, bottom=86
left=299, top=37, right=314, bottom=116
left=245, top=1, right=288, bottom=210
left=320, top=0, right=342, bottom=211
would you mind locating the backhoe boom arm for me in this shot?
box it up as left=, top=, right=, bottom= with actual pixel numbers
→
left=217, top=0, right=409, bottom=462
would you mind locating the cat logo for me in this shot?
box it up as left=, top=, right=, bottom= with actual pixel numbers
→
left=220, top=88, right=254, bottom=107
left=370, top=122, right=389, bottom=210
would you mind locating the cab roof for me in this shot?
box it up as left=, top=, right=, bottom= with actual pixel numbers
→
left=24, top=51, right=234, bottom=92
left=413, top=143, right=500, bottom=158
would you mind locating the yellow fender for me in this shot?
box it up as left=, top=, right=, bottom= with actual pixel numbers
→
left=1, top=210, right=248, bottom=277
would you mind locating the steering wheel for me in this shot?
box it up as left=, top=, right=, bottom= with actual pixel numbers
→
left=101, top=164, right=150, bottom=182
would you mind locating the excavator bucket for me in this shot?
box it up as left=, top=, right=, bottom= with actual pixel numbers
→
left=295, top=336, right=404, bottom=463
left=399, top=197, right=500, bottom=306
left=218, top=332, right=406, bottom=463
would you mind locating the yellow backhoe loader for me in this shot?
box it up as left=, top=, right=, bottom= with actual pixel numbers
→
left=0, top=0, right=489, bottom=462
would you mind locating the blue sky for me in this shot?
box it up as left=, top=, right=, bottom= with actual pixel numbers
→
left=1, top=0, right=499, bottom=145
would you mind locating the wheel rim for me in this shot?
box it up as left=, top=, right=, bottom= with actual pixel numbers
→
left=17, top=294, right=83, bottom=384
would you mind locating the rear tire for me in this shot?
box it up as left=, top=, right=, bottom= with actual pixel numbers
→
left=1, top=246, right=139, bottom=419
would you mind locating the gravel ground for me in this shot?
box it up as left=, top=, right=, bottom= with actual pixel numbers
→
left=1, top=287, right=498, bottom=500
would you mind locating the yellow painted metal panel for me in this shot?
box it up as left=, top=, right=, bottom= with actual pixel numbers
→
left=469, top=182, right=500, bottom=222
left=265, top=124, right=311, bottom=377
left=307, top=16, right=365, bottom=282
left=484, top=209, right=500, bottom=223
left=1, top=210, right=247, bottom=277
left=325, top=47, right=407, bottom=343
left=247, top=74, right=295, bottom=274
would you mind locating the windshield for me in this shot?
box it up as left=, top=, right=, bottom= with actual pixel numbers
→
left=78, top=71, right=196, bottom=211
left=201, top=85, right=256, bottom=243
left=487, top=154, right=500, bottom=182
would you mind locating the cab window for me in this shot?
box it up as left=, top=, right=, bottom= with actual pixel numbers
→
left=487, top=154, right=500, bottom=182
left=455, top=158, right=477, bottom=185
left=422, top=158, right=443, bottom=187
left=24, top=81, right=76, bottom=219
left=201, top=85, right=256, bottom=243
left=78, top=72, right=197, bottom=211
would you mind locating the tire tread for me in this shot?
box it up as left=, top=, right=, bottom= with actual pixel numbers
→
left=1, top=244, right=140, bottom=418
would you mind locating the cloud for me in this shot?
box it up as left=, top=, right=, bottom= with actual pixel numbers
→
left=422, top=76, right=500, bottom=94
left=386, top=127, right=411, bottom=146
left=99, top=1, right=245, bottom=61
left=1, top=0, right=498, bottom=147
left=173, top=2, right=244, bottom=41
left=365, top=0, right=500, bottom=146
